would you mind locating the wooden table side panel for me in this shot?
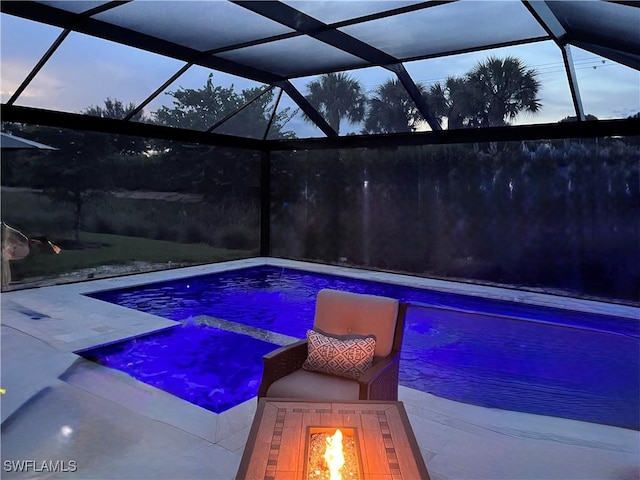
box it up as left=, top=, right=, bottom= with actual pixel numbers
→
left=395, top=446, right=428, bottom=480
left=273, top=471, right=302, bottom=480
left=320, top=411, right=343, bottom=429
left=360, top=427, right=391, bottom=476
left=384, top=407, right=412, bottom=446
left=360, top=412, right=381, bottom=430
left=340, top=411, right=363, bottom=428
left=330, top=402, right=369, bottom=413
left=282, top=409, right=303, bottom=429
left=278, top=424, right=303, bottom=472
left=384, top=405, right=430, bottom=479
left=302, top=410, right=322, bottom=427
left=255, top=403, right=279, bottom=444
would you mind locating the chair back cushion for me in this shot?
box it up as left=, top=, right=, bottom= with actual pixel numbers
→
left=313, top=289, right=399, bottom=357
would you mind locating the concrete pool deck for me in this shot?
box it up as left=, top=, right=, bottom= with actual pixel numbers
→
left=1, top=258, right=638, bottom=479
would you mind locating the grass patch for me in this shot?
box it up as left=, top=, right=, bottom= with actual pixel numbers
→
left=9, top=231, right=254, bottom=280
left=1, top=189, right=260, bottom=248
left=2, top=189, right=260, bottom=285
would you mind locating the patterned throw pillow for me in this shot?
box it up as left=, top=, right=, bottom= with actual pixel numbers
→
left=302, top=329, right=376, bottom=380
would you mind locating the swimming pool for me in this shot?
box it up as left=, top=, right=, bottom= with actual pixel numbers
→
left=82, top=265, right=640, bottom=429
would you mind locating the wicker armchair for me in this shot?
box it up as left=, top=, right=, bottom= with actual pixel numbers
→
left=258, top=288, right=408, bottom=401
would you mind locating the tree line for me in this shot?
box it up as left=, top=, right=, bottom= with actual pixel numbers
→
left=307, top=55, right=541, bottom=133
left=2, top=54, right=547, bottom=210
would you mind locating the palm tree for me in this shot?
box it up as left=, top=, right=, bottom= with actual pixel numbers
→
left=364, top=79, right=426, bottom=134
left=426, top=56, right=541, bottom=129
left=426, top=76, right=483, bottom=129
left=466, top=55, right=541, bottom=127
left=305, top=72, right=366, bottom=134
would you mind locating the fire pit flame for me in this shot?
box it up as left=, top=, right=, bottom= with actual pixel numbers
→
left=306, top=426, right=360, bottom=480
left=324, top=429, right=345, bottom=480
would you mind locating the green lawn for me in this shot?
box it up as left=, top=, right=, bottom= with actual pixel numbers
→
left=9, top=231, right=254, bottom=281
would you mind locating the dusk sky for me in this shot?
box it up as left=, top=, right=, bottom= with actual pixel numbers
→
left=2, top=6, right=638, bottom=137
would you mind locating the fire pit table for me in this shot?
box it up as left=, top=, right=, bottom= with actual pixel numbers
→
left=236, top=398, right=430, bottom=480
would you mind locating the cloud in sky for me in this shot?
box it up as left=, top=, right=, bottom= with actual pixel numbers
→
left=2, top=11, right=638, bottom=137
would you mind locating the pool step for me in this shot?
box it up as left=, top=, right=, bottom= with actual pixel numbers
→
left=193, top=315, right=300, bottom=346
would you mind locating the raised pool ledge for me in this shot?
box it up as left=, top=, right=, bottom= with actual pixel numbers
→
left=2, top=258, right=637, bottom=357
left=78, top=257, right=640, bottom=320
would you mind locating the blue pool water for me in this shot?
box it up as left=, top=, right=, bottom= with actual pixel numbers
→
left=80, top=326, right=277, bottom=413
left=82, top=266, right=640, bottom=428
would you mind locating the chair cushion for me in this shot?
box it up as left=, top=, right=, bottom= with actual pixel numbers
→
left=302, top=329, right=376, bottom=379
left=313, top=289, right=399, bottom=357
left=266, top=369, right=360, bottom=400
